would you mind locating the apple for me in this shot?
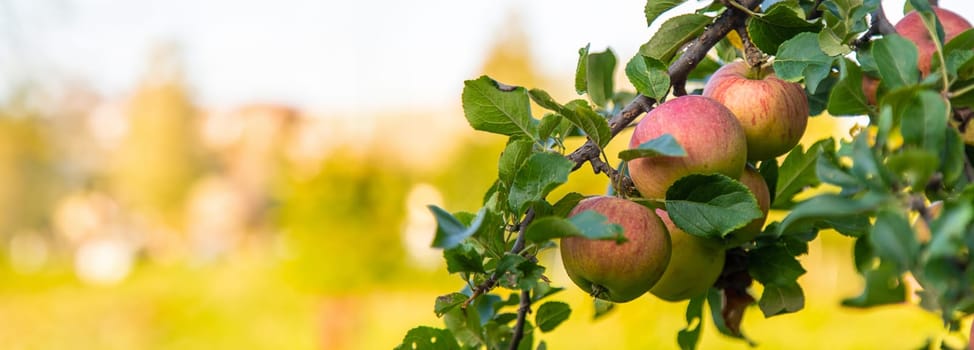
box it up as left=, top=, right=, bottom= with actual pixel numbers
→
left=703, top=60, right=809, bottom=161
left=560, top=196, right=671, bottom=303
left=862, top=75, right=880, bottom=106
left=649, top=209, right=725, bottom=301
left=627, top=95, right=748, bottom=199
left=724, top=164, right=772, bottom=245
left=895, top=6, right=972, bottom=76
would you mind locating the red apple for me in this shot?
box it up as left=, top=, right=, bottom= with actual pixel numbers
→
left=703, top=60, right=809, bottom=161
left=863, top=75, right=880, bottom=105
left=725, top=164, right=771, bottom=245
left=627, top=95, right=748, bottom=199
left=560, top=196, right=671, bottom=303
left=895, top=6, right=972, bottom=76
left=649, top=209, right=725, bottom=301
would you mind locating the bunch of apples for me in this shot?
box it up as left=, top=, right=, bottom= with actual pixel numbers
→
left=560, top=59, right=808, bottom=303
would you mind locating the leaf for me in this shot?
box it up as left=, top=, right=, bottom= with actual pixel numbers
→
left=625, top=54, right=670, bottom=99
left=645, top=0, right=686, bottom=27
left=900, top=90, right=948, bottom=155
left=758, top=281, right=805, bottom=317
left=618, top=133, right=686, bottom=161
left=586, top=49, right=617, bottom=107
left=495, top=254, right=545, bottom=290
left=677, top=294, right=705, bottom=350
left=531, top=282, right=564, bottom=302
left=499, top=139, right=534, bottom=186
left=886, top=149, right=938, bottom=192
left=774, top=33, right=834, bottom=91
left=706, top=288, right=756, bottom=345
left=563, top=100, right=613, bottom=149
left=827, top=58, right=870, bottom=116
left=746, top=3, right=822, bottom=55
left=537, top=113, right=563, bottom=141
left=524, top=211, right=625, bottom=243
left=535, top=301, right=571, bottom=333
left=869, top=209, right=919, bottom=273
left=872, top=34, right=920, bottom=90
left=758, top=158, right=779, bottom=206
left=774, top=32, right=834, bottom=92
left=640, top=14, right=712, bottom=63
left=430, top=206, right=487, bottom=249
left=593, top=298, right=615, bottom=320
left=772, top=139, right=827, bottom=209
left=748, top=245, right=807, bottom=285
left=842, top=260, right=906, bottom=308
left=575, top=44, right=590, bottom=94
left=443, top=243, right=485, bottom=274
left=395, top=326, right=461, bottom=350
left=508, top=153, right=573, bottom=215
left=528, top=90, right=613, bottom=149
left=435, top=293, right=470, bottom=317
left=777, top=192, right=888, bottom=236
left=665, top=174, right=763, bottom=239
left=462, top=76, right=539, bottom=141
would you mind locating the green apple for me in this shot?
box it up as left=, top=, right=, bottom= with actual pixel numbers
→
left=724, top=164, right=771, bottom=245
left=627, top=95, right=748, bottom=199
left=703, top=60, right=809, bottom=161
left=649, top=209, right=725, bottom=302
left=560, top=196, right=671, bottom=303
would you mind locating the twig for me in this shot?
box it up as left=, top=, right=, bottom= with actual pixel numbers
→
left=508, top=289, right=532, bottom=350
left=735, top=23, right=765, bottom=68
left=853, top=7, right=896, bottom=49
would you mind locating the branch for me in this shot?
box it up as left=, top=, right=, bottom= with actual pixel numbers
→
left=508, top=289, right=532, bottom=350
left=853, top=6, right=896, bottom=49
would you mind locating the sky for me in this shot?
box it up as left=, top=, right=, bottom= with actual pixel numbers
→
left=1, top=0, right=973, bottom=114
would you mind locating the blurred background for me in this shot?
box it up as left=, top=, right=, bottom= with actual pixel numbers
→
left=0, top=0, right=972, bottom=349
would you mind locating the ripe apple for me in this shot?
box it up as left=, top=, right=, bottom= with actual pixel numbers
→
left=724, top=164, right=771, bottom=245
left=895, top=6, right=972, bottom=76
left=703, top=60, right=809, bottom=161
left=649, top=209, right=725, bottom=301
left=560, top=196, right=671, bottom=303
left=627, top=95, right=748, bottom=199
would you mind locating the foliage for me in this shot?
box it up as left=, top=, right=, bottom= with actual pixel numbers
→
left=400, top=0, right=974, bottom=349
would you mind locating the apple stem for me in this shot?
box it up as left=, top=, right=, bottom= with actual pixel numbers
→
left=590, top=284, right=608, bottom=299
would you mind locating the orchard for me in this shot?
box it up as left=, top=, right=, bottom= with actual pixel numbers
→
left=399, top=0, right=974, bottom=349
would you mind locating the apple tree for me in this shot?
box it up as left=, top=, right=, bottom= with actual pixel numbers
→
left=397, top=0, right=974, bottom=348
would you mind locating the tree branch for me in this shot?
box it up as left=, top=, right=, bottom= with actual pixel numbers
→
left=481, top=1, right=764, bottom=348
left=853, top=6, right=896, bottom=49
left=508, top=289, right=532, bottom=350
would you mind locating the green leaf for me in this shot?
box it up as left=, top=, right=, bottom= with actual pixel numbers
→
left=774, top=32, right=835, bottom=92
left=645, top=0, right=686, bottom=27
left=430, top=206, right=487, bottom=249
left=528, top=90, right=613, bottom=149
left=535, top=301, right=571, bottom=333
left=748, top=245, right=807, bottom=285
left=941, top=128, right=966, bottom=187
left=625, top=54, right=670, bottom=99
left=758, top=281, right=805, bottom=317
left=677, top=294, right=705, bottom=350
left=499, top=139, right=534, bottom=186
left=772, top=140, right=827, bottom=209
left=827, top=58, right=870, bottom=116
left=586, top=49, right=617, bottom=107
left=575, top=44, right=591, bottom=95
left=563, top=100, right=613, bottom=149
left=537, top=113, right=563, bottom=141
left=495, top=254, right=545, bottom=290
left=944, top=28, right=974, bottom=54
left=444, top=243, right=485, bottom=274
left=927, top=200, right=974, bottom=259
left=842, top=260, right=906, bottom=308
left=665, top=174, right=763, bottom=239
left=618, top=133, right=686, bottom=161
left=552, top=192, right=585, bottom=218
left=747, top=3, right=822, bottom=55
left=886, top=149, right=938, bottom=192
left=395, top=326, right=461, bottom=350
left=640, top=14, right=712, bottom=63
left=462, top=76, right=539, bottom=141
left=435, top=293, right=470, bottom=317
left=531, top=282, right=564, bottom=302
left=777, top=192, right=888, bottom=236
left=759, top=158, right=779, bottom=206
left=706, top=288, right=756, bottom=345
left=900, top=90, right=948, bottom=155
left=593, top=298, right=615, bottom=320
left=508, top=153, right=573, bottom=215
left=869, top=209, right=918, bottom=273
left=524, top=211, right=625, bottom=243
left=872, top=34, right=920, bottom=90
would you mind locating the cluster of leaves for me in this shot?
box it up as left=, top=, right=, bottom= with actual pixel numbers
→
left=397, top=0, right=974, bottom=349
